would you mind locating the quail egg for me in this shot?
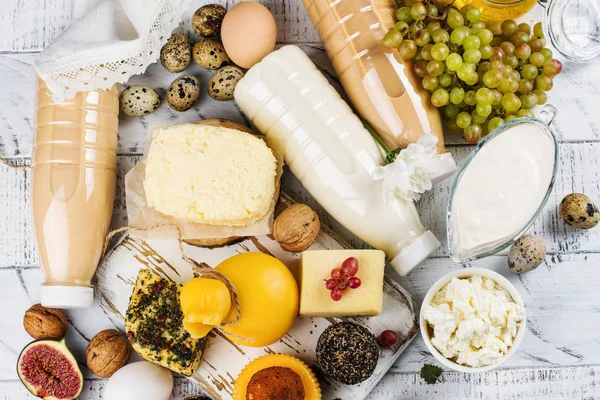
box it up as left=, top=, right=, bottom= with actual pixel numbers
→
left=160, top=33, right=191, bottom=73
left=208, top=66, right=244, bottom=101
left=120, top=86, right=161, bottom=117
left=192, top=5, right=227, bottom=38
left=167, top=75, right=200, bottom=112
left=560, top=193, right=600, bottom=229
left=508, top=235, right=546, bottom=274
left=192, top=39, right=231, bottom=70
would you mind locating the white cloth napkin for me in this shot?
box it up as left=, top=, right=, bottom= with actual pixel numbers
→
left=35, top=0, right=191, bottom=102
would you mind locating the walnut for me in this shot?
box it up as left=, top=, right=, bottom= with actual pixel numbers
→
left=86, top=329, right=131, bottom=378
left=273, top=204, right=320, bottom=252
left=23, top=304, right=68, bottom=340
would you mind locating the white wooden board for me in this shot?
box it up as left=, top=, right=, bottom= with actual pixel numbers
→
left=95, top=195, right=418, bottom=400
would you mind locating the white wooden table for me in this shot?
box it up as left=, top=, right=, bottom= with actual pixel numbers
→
left=1, top=1, right=600, bottom=399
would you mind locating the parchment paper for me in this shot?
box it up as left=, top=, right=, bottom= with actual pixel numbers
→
left=125, top=120, right=283, bottom=240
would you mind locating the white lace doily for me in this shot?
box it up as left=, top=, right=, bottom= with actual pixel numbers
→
left=35, top=0, right=191, bottom=102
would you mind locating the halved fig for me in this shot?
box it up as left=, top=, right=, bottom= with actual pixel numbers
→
left=17, top=339, right=83, bottom=400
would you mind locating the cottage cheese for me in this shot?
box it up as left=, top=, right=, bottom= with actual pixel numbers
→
left=423, top=275, right=524, bottom=368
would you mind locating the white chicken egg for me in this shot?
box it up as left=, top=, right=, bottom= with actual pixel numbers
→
left=103, top=361, right=173, bottom=400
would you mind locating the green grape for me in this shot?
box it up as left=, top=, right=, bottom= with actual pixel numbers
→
left=502, top=64, right=513, bottom=76
left=487, top=20, right=503, bottom=36
left=511, top=70, right=521, bottom=81
left=517, top=109, right=535, bottom=118
left=421, top=44, right=434, bottom=61
left=505, top=115, right=518, bottom=122
left=490, top=60, right=505, bottom=72
left=393, top=21, right=410, bottom=35
left=465, top=90, right=477, bottom=106
left=528, top=38, right=543, bottom=53
left=456, top=111, right=472, bottom=129
left=457, top=63, right=475, bottom=82
left=431, top=88, right=450, bottom=107
left=533, top=89, right=547, bottom=105
left=445, top=104, right=461, bottom=118
left=439, top=73, right=453, bottom=87
left=431, top=43, right=450, bottom=61
left=427, top=4, right=439, bottom=18
left=466, top=75, right=479, bottom=86
left=432, top=29, right=450, bottom=44
left=471, top=110, right=488, bottom=124
left=476, top=88, right=494, bottom=105
left=476, top=29, right=493, bottom=45
left=515, top=43, right=532, bottom=60
left=502, top=93, right=521, bottom=111
left=447, top=9, right=465, bottom=30
left=450, top=87, right=466, bottom=104
left=427, top=21, right=442, bottom=35
left=383, top=30, right=403, bottom=48
left=521, top=64, right=539, bottom=80
left=400, top=40, right=417, bottom=60
left=464, top=124, right=483, bottom=143
left=536, top=74, right=553, bottom=91
left=415, top=30, right=431, bottom=47
left=518, top=79, right=534, bottom=94
left=446, top=53, right=463, bottom=71
left=518, top=23, right=532, bottom=34
left=492, top=89, right=503, bottom=105
left=480, top=44, right=493, bottom=59
left=490, top=47, right=505, bottom=61
left=483, top=70, right=501, bottom=88
left=540, top=48, right=553, bottom=60
left=504, top=55, right=519, bottom=69
left=488, top=117, right=504, bottom=132
left=530, top=52, right=545, bottom=67
left=463, top=35, right=481, bottom=50
left=511, top=31, right=530, bottom=46
left=459, top=5, right=475, bottom=17
left=501, top=20, right=518, bottom=36
left=476, top=103, right=492, bottom=116
left=411, top=3, right=428, bottom=21
left=396, top=7, right=414, bottom=23
left=413, top=60, right=429, bottom=78
left=427, top=60, right=446, bottom=76
left=463, top=48, right=482, bottom=64
left=534, top=22, right=544, bottom=38
left=478, top=61, right=491, bottom=73
left=450, top=27, right=469, bottom=45
left=498, top=77, right=518, bottom=93
left=520, top=93, right=538, bottom=109
left=472, top=21, right=487, bottom=31
left=499, top=41, right=516, bottom=56
left=466, top=8, right=481, bottom=23
left=422, top=75, right=439, bottom=91
left=543, top=59, right=563, bottom=76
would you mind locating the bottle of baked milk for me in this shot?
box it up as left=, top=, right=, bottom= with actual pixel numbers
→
left=234, top=46, right=440, bottom=276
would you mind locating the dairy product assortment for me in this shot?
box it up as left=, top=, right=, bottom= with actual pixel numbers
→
left=15, top=0, right=585, bottom=399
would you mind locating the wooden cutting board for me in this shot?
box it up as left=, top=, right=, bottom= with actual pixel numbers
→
left=95, top=194, right=418, bottom=400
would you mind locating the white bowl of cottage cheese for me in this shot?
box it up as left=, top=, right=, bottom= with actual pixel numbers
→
left=420, top=268, right=526, bottom=372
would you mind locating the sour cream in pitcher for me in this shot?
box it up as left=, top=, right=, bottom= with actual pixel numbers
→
left=449, top=121, right=556, bottom=262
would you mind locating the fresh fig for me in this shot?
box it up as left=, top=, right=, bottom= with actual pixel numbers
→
left=17, top=339, right=83, bottom=400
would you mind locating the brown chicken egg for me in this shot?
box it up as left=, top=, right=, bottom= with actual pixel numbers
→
left=220, top=2, right=277, bottom=69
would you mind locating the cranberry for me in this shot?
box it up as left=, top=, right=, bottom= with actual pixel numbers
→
left=348, top=277, right=361, bottom=289
left=325, top=279, right=337, bottom=290
left=341, top=257, right=359, bottom=276
left=330, top=268, right=343, bottom=280
left=380, top=330, right=399, bottom=346
left=331, top=288, right=343, bottom=301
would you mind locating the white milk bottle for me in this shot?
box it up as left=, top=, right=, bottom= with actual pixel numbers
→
left=235, top=46, right=439, bottom=276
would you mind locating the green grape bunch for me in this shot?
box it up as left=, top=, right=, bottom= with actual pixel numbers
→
left=383, top=0, right=562, bottom=144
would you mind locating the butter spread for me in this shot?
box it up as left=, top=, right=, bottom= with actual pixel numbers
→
left=423, top=275, right=524, bottom=368
left=143, top=124, right=277, bottom=226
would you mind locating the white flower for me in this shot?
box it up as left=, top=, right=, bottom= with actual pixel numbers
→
left=372, top=134, right=446, bottom=203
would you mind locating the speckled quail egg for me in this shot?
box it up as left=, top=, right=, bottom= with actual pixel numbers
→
left=192, top=39, right=231, bottom=70
left=508, top=235, right=546, bottom=273
left=120, top=86, right=161, bottom=117
left=192, top=4, right=227, bottom=38
left=160, top=33, right=191, bottom=73
left=560, top=193, right=600, bottom=229
left=207, top=66, right=244, bottom=101
left=167, top=75, right=200, bottom=112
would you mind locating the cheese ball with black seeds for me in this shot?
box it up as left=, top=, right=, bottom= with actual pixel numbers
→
left=208, top=66, right=244, bottom=101
left=120, top=86, right=161, bottom=117
left=193, top=39, right=231, bottom=70
left=560, top=193, right=600, bottom=229
left=508, top=235, right=546, bottom=273
left=316, top=322, right=379, bottom=385
left=192, top=5, right=227, bottom=38
left=160, top=33, right=191, bottom=73
left=167, top=75, right=200, bottom=112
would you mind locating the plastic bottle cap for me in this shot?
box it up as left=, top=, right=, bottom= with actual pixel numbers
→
left=390, top=231, right=440, bottom=276
left=40, top=285, right=94, bottom=309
